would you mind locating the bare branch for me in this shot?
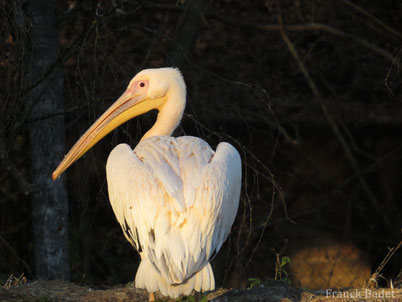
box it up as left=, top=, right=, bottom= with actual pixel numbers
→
left=276, top=1, right=391, bottom=227
left=0, top=235, right=33, bottom=275
left=342, top=0, right=402, bottom=40
left=0, top=139, right=36, bottom=195
left=142, top=3, right=395, bottom=63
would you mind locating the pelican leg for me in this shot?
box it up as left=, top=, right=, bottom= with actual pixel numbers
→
left=148, top=292, right=155, bottom=302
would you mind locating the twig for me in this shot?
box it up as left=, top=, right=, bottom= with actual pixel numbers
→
left=0, top=235, right=32, bottom=276
left=276, top=1, right=390, bottom=227
left=141, top=2, right=395, bottom=63
left=3, top=272, right=27, bottom=289
left=0, top=138, right=36, bottom=195
left=165, top=0, right=212, bottom=67
left=222, top=20, right=394, bottom=63
left=365, top=240, right=402, bottom=288
left=342, top=0, right=402, bottom=40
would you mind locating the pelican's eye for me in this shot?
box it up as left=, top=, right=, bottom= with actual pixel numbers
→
left=127, top=79, right=149, bottom=94
left=135, top=79, right=149, bottom=89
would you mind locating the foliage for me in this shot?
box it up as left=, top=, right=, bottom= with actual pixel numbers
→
left=275, top=256, right=291, bottom=285
left=176, top=294, right=208, bottom=302
left=248, top=277, right=262, bottom=289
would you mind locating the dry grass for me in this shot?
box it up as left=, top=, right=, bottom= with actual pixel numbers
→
left=1, top=280, right=401, bottom=302
left=3, top=273, right=26, bottom=290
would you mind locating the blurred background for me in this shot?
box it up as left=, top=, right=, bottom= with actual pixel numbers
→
left=1, top=0, right=401, bottom=290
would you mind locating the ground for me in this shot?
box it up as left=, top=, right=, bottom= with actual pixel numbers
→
left=1, top=280, right=401, bottom=302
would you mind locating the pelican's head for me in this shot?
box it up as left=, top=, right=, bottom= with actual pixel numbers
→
left=131, top=67, right=186, bottom=101
left=52, top=67, right=186, bottom=180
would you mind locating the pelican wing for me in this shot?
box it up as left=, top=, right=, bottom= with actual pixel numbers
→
left=106, top=136, right=241, bottom=285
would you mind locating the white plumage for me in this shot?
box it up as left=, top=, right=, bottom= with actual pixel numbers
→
left=107, top=137, right=240, bottom=297
left=52, top=68, right=242, bottom=300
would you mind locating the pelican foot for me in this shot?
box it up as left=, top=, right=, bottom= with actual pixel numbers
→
left=194, top=291, right=202, bottom=301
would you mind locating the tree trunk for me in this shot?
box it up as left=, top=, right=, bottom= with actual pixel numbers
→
left=25, top=0, right=70, bottom=280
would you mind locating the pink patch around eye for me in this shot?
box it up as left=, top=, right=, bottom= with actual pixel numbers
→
left=127, top=80, right=149, bottom=94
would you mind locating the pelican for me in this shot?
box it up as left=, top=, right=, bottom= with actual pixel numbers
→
left=52, top=68, right=241, bottom=300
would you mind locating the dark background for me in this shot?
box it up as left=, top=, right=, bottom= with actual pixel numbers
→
left=1, top=0, right=401, bottom=290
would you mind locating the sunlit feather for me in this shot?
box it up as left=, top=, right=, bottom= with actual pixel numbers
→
left=53, top=68, right=241, bottom=300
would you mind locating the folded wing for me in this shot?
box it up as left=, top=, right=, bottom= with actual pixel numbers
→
left=106, top=136, right=241, bottom=285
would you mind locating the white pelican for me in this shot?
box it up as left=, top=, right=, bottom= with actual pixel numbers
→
left=52, top=68, right=241, bottom=300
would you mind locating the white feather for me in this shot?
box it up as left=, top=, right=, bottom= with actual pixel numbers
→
left=106, top=136, right=241, bottom=297
left=53, top=68, right=242, bottom=299
left=103, top=68, right=241, bottom=299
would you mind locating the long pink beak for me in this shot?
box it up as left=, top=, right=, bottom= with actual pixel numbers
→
left=52, top=91, right=147, bottom=180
